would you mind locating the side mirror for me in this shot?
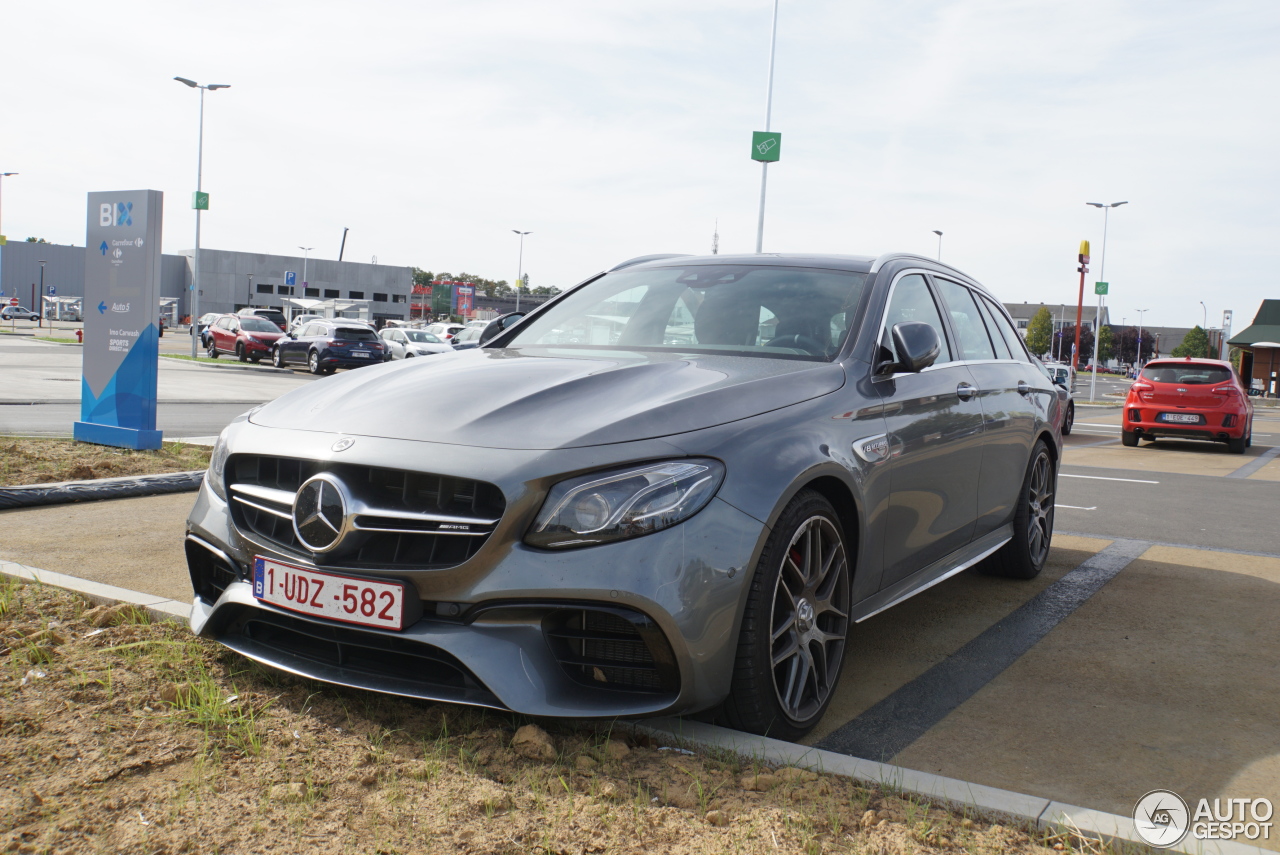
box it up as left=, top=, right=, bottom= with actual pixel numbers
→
left=879, top=322, right=940, bottom=374
left=479, top=312, right=528, bottom=346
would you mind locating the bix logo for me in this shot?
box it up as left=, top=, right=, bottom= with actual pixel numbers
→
left=99, top=202, right=133, bottom=227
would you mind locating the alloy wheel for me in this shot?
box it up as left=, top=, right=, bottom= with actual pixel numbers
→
left=769, top=515, right=850, bottom=724
left=1026, top=451, right=1055, bottom=565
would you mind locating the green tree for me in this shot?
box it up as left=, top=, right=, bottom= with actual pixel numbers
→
left=1024, top=307, right=1053, bottom=356
left=25, top=237, right=48, bottom=243
left=1172, top=325, right=1211, bottom=358
left=1096, top=324, right=1115, bottom=363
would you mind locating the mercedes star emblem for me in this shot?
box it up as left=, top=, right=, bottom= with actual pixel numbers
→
left=293, top=475, right=349, bottom=553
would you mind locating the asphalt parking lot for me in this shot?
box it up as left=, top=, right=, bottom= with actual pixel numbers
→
left=3, top=329, right=1279, bottom=846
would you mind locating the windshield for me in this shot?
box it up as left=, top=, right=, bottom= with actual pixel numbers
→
left=240, top=318, right=279, bottom=332
left=1141, top=363, right=1233, bottom=385
left=506, top=264, right=868, bottom=360
left=405, top=331, right=442, bottom=343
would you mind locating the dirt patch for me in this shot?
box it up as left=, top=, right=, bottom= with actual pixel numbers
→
left=0, top=438, right=211, bottom=487
left=0, top=583, right=1121, bottom=854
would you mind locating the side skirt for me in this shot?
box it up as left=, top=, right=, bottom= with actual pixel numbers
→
left=850, top=525, right=1012, bottom=623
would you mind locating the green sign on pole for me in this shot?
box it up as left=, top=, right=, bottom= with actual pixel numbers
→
left=751, top=131, right=781, bottom=163
left=1094, top=281, right=1109, bottom=295
left=192, top=191, right=209, bottom=211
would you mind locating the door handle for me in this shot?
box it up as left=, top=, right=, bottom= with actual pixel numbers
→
left=1017, top=380, right=1032, bottom=396
left=956, top=382, right=978, bottom=401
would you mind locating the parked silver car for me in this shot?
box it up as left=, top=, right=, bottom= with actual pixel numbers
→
left=379, top=327, right=453, bottom=359
left=186, top=253, right=1063, bottom=738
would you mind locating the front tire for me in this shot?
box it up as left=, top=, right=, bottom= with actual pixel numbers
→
left=236, top=343, right=248, bottom=363
left=308, top=351, right=323, bottom=375
left=272, top=347, right=285, bottom=368
left=722, top=490, right=851, bottom=740
left=1061, top=401, right=1075, bottom=436
left=982, top=439, right=1056, bottom=580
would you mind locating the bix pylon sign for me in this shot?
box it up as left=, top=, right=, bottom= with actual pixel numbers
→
left=74, top=190, right=165, bottom=450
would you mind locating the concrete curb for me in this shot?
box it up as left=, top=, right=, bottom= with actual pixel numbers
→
left=0, top=559, right=190, bottom=624
left=158, top=356, right=295, bottom=375
left=0, top=470, right=205, bottom=510
left=628, top=718, right=1268, bottom=855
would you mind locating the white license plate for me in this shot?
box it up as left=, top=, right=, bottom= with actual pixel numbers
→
left=1161, top=413, right=1201, bottom=423
left=252, top=556, right=407, bottom=630
left=352, top=350, right=370, bottom=358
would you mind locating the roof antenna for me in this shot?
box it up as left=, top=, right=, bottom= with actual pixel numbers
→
left=712, top=219, right=719, bottom=255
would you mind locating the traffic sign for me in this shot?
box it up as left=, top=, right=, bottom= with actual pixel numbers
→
left=49, top=286, right=56, bottom=296
left=192, top=191, right=209, bottom=210
left=751, top=131, right=781, bottom=163
left=1094, top=281, right=1109, bottom=295
left=285, top=271, right=297, bottom=286
left=9, top=298, right=18, bottom=306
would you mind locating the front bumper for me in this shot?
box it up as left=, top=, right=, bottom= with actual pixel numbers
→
left=185, top=425, right=765, bottom=718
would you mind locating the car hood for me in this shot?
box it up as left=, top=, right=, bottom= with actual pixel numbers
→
left=251, top=347, right=846, bottom=449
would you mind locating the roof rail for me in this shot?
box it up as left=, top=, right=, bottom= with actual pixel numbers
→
left=608, top=253, right=693, bottom=272
left=868, top=252, right=939, bottom=274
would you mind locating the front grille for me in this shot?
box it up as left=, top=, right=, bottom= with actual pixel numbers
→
left=543, top=607, right=679, bottom=695
left=226, top=454, right=505, bottom=570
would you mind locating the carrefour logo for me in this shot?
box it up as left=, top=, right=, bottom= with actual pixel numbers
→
left=99, top=202, right=134, bottom=227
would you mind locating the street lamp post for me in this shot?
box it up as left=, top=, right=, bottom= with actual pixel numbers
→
left=1199, top=301, right=1211, bottom=358
left=1085, top=201, right=1128, bottom=401
left=932, top=230, right=943, bottom=261
left=37, top=260, right=46, bottom=328
left=247, top=274, right=253, bottom=309
left=755, top=0, right=781, bottom=253
left=299, top=247, right=313, bottom=292
left=174, top=76, right=230, bottom=358
left=512, top=230, right=531, bottom=313
left=0, top=172, right=17, bottom=238
left=1135, top=308, right=1148, bottom=369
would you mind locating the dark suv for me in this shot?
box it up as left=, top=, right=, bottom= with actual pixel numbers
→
left=271, top=319, right=386, bottom=374
left=238, top=307, right=288, bottom=331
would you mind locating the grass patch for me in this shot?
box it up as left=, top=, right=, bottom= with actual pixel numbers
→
left=32, top=336, right=81, bottom=344
left=0, top=436, right=211, bottom=486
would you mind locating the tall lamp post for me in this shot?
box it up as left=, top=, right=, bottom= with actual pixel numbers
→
left=932, top=230, right=943, bottom=261
left=755, top=0, right=781, bottom=253
left=1135, top=308, right=1148, bottom=369
left=174, top=76, right=231, bottom=358
left=512, top=230, right=531, bottom=312
left=246, top=274, right=253, bottom=308
left=1085, top=200, right=1128, bottom=401
left=298, top=247, right=313, bottom=292
left=37, top=260, right=46, bottom=328
left=1199, top=301, right=1211, bottom=358
left=0, top=173, right=16, bottom=301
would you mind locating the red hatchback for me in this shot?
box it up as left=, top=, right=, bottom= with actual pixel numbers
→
left=1123, top=358, right=1254, bottom=453
left=206, top=314, right=286, bottom=363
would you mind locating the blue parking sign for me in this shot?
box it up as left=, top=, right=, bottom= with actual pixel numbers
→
left=285, top=271, right=297, bottom=286
left=49, top=286, right=56, bottom=296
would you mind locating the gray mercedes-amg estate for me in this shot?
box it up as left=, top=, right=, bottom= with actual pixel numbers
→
left=185, top=252, right=1065, bottom=738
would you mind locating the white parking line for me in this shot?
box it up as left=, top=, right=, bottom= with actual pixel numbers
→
left=1059, top=474, right=1159, bottom=484
left=1054, top=504, right=1097, bottom=510
left=1076, top=423, right=1122, bottom=429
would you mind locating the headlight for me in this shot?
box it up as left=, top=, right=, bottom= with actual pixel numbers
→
left=207, top=429, right=231, bottom=501
left=525, top=459, right=725, bottom=549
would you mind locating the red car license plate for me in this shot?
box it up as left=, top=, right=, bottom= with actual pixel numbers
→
left=252, top=556, right=407, bottom=630
left=1161, top=413, right=1201, bottom=423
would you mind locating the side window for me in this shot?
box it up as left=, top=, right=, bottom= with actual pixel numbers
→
left=972, top=296, right=1013, bottom=360
left=981, top=295, right=1032, bottom=363
left=934, top=279, right=996, bottom=361
left=882, top=274, right=952, bottom=364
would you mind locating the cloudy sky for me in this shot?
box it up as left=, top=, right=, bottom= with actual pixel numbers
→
left=2, top=0, right=1277, bottom=329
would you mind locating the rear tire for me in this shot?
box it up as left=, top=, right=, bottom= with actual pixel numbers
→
left=981, top=439, right=1056, bottom=580
left=1121, top=430, right=1138, bottom=447
left=1062, top=402, right=1075, bottom=436
left=308, top=351, right=323, bottom=375
left=206, top=341, right=218, bottom=359
left=722, top=490, right=851, bottom=740
left=1227, top=435, right=1246, bottom=454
